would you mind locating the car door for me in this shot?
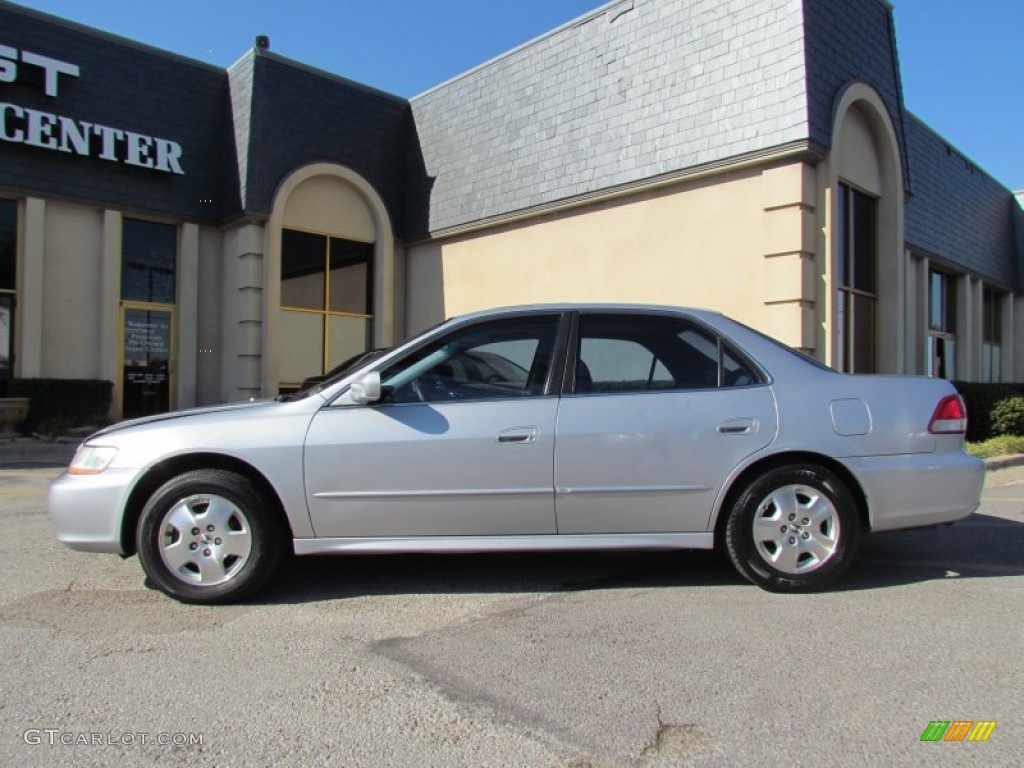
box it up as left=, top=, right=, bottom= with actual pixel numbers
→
left=304, top=312, right=566, bottom=538
left=554, top=311, right=777, bottom=534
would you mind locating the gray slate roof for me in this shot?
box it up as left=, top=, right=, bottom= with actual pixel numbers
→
left=904, top=114, right=1019, bottom=288
left=408, top=0, right=810, bottom=234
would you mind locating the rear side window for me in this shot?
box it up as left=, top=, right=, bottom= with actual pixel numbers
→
left=574, top=314, right=759, bottom=394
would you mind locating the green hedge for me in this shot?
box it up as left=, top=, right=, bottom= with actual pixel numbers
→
left=951, top=381, right=1024, bottom=442
left=6, top=378, right=113, bottom=435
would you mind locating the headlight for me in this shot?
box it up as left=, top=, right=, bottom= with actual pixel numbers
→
left=68, top=445, right=118, bottom=475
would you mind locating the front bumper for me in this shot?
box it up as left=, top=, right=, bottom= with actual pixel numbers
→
left=47, top=469, right=139, bottom=554
left=840, top=451, right=985, bottom=532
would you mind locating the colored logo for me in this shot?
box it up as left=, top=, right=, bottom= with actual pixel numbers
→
left=920, top=721, right=997, bottom=742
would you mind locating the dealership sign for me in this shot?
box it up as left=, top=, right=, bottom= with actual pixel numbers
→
left=0, top=44, right=185, bottom=175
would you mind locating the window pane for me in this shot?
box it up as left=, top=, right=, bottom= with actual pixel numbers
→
left=578, top=314, right=723, bottom=392
left=122, top=219, right=176, bottom=303
left=381, top=315, right=558, bottom=402
left=122, top=308, right=171, bottom=418
left=281, top=229, right=326, bottom=310
left=929, top=335, right=955, bottom=379
left=279, top=310, right=324, bottom=383
left=851, top=189, right=876, bottom=292
left=579, top=337, right=662, bottom=392
left=982, top=343, right=1000, bottom=383
left=328, top=239, right=373, bottom=314
left=327, top=315, right=372, bottom=371
left=722, top=346, right=758, bottom=387
left=0, top=198, right=15, bottom=291
left=848, top=294, right=876, bottom=373
left=929, top=271, right=943, bottom=330
left=983, top=290, right=1001, bottom=343
left=837, top=184, right=849, bottom=287
left=929, top=270, right=958, bottom=333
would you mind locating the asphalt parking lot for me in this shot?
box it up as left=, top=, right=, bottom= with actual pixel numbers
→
left=0, top=464, right=1020, bottom=767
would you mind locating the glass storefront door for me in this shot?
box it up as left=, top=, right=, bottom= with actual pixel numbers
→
left=121, top=304, right=174, bottom=419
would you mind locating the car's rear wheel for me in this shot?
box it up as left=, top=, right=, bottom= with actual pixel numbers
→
left=136, top=469, right=284, bottom=604
left=724, top=464, right=860, bottom=592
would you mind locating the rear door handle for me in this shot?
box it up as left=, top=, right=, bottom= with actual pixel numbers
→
left=718, top=418, right=756, bottom=435
left=497, top=427, right=538, bottom=444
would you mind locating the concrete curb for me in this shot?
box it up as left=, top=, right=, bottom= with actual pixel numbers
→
left=983, top=454, right=1024, bottom=471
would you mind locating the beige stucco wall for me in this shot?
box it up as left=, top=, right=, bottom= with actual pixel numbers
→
left=405, top=162, right=818, bottom=346
left=41, top=201, right=103, bottom=379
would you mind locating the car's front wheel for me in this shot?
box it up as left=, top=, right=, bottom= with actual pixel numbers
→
left=136, top=469, right=284, bottom=604
left=724, top=464, right=861, bottom=592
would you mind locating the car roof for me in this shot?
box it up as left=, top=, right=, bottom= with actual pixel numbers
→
left=449, top=303, right=725, bottom=324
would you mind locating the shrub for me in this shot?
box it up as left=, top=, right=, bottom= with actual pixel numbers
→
left=6, top=378, right=113, bottom=435
left=952, top=382, right=1024, bottom=442
left=991, top=397, right=1024, bottom=437
left=966, top=434, right=1024, bottom=459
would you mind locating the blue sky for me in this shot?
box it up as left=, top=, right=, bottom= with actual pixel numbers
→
left=11, top=0, right=1024, bottom=191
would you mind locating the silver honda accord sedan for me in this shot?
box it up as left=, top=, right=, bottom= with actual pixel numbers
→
left=49, top=305, right=985, bottom=603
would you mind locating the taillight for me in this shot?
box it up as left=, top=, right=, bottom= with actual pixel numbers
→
left=929, top=394, right=967, bottom=434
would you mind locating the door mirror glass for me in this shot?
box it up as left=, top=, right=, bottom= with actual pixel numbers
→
left=349, top=371, right=382, bottom=404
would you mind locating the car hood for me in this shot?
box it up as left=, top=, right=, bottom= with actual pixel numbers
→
left=87, top=399, right=281, bottom=440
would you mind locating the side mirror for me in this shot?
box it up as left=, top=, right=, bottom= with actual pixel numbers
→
left=349, top=371, right=382, bottom=405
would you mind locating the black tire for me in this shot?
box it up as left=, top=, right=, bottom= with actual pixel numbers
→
left=136, top=469, right=284, bottom=604
left=724, top=464, right=861, bottom=592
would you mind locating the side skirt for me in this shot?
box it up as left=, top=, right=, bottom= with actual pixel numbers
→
left=293, top=532, right=715, bottom=556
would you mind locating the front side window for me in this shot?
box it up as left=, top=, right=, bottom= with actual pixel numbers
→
left=927, top=269, right=957, bottom=379
left=982, top=288, right=1002, bottom=382
left=379, top=315, right=560, bottom=403
left=0, top=198, right=15, bottom=383
left=279, top=228, right=373, bottom=391
left=836, top=183, right=877, bottom=373
left=574, top=314, right=759, bottom=394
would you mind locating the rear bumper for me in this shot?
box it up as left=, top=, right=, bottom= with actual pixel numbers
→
left=47, top=470, right=137, bottom=554
left=840, top=451, right=985, bottom=532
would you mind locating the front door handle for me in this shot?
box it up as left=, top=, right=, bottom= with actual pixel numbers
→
left=497, top=426, right=538, bottom=444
